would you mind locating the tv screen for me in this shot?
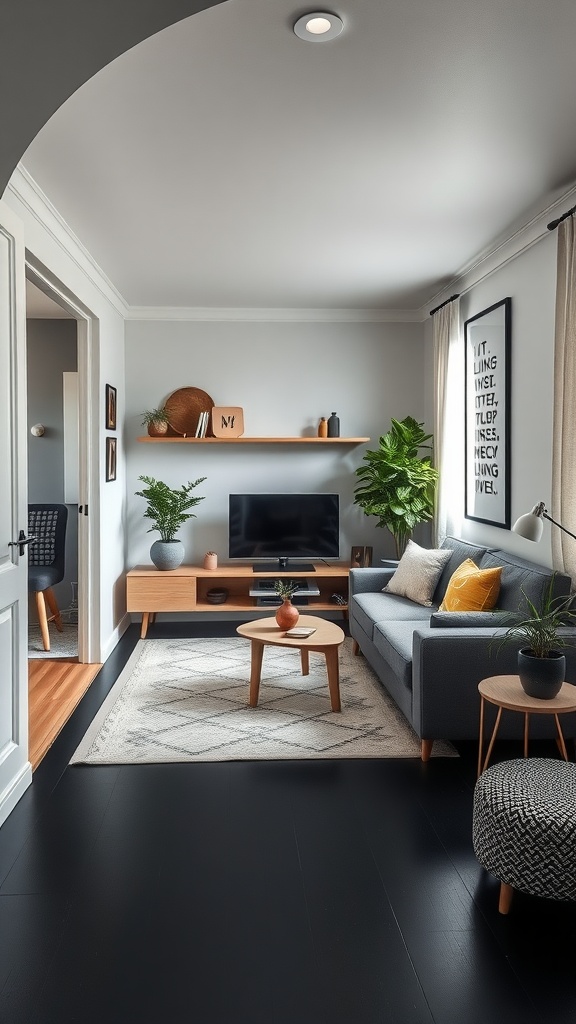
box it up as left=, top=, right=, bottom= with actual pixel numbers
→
left=229, top=493, right=340, bottom=562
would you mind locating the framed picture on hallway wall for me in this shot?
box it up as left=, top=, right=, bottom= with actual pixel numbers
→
left=106, top=436, right=117, bottom=482
left=105, top=383, right=117, bottom=430
left=464, top=297, right=511, bottom=528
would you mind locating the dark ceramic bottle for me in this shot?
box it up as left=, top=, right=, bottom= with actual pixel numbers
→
left=327, top=412, right=340, bottom=437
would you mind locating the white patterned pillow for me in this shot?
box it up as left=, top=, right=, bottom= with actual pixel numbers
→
left=384, top=539, right=452, bottom=607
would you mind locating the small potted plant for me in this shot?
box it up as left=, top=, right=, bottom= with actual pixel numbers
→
left=498, top=578, right=576, bottom=698
left=135, top=474, right=206, bottom=569
left=274, top=579, right=300, bottom=630
left=141, top=407, right=170, bottom=437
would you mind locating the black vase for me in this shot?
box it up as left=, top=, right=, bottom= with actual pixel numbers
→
left=517, top=649, right=565, bottom=699
left=327, top=412, right=340, bottom=437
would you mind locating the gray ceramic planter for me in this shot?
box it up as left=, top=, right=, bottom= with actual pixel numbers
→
left=150, top=539, right=184, bottom=571
left=518, top=648, right=566, bottom=699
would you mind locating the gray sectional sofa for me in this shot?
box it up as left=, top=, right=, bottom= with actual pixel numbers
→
left=349, top=536, right=576, bottom=759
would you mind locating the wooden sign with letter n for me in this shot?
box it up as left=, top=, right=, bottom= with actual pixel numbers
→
left=211, top=407, right=245, bottom=438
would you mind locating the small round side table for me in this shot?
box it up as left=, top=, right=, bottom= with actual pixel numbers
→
left=477, top=674, right=576, bottom=778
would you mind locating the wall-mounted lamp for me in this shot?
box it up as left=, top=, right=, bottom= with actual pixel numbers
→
left=512, top=501, right=576, bottom=543
left=30, top=424, right=45, bottom=437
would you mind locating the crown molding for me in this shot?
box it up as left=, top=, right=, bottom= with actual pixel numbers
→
left=7, top=164, right=129, bottom=318
left=419, top=182, right=576, bottom=320
left=125, top=305, right=423, bottom=322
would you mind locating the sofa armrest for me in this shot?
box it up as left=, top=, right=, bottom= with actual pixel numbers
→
left=349, top=567, right=395, bottom=596
left=411, top=626, right=576, bottom=739
left=430, top=611, right=515, bottom=628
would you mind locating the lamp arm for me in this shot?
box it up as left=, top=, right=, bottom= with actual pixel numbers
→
left=542, top=511, right=576, bottom=543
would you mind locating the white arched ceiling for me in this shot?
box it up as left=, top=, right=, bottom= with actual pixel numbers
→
left=13, top=0, right=576, bottom=309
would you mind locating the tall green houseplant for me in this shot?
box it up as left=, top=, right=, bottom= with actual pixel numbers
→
left=353, top=416, right=439, bottom=557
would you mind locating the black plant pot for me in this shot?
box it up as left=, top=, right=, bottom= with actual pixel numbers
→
left=517, top=648, right=566, bottom=699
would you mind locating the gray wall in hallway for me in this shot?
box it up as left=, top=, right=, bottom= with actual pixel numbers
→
left=27, top=318, right=78, bottom=615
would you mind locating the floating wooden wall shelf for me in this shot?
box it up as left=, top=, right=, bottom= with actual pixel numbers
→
left=136, top=436, right=370, bottom=445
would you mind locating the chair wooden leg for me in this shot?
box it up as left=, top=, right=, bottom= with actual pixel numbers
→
left=35, top=591, right=51, bottom=651
left=498, top=881, right=514, bottom=915
left=421, top=739, right=433, bottom=761
left=44, top=587, right=63, bottom=631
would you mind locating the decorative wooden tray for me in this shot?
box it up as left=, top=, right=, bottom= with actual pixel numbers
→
left=164, top=387, right=214, bottom=437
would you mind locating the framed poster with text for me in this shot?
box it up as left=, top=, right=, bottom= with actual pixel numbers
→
left=464, top=297, right=511, bottom=528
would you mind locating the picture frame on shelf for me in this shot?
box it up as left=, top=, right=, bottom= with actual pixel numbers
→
left=464, top=297, right=511, bottom=528
left=106, top=436, right=117, bottom=481
left=105, top=384, right=117, bottom=430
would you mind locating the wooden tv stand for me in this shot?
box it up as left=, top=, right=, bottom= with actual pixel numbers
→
left=126, top=562, right=350, bottom=638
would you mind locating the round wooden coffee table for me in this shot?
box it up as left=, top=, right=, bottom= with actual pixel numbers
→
left=477, top=674, right=576, bottom=777
left=236, top=615, right=346, bottom=712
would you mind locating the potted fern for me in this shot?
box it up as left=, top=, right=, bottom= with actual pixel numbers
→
left=135, top=474, right=206, bottom=569
left=353, top=416, right=439, bottom=557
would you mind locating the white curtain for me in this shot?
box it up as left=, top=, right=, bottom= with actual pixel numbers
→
left=551, top=216, right=576, bottom=581
left=433, top=298, right=463, bottom=545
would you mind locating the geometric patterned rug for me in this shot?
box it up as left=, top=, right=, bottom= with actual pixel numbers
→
left=70, top=637, right=457, bottom=764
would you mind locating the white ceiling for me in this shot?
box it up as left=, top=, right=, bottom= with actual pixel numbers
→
left=19, top=0, right=576, bottom=311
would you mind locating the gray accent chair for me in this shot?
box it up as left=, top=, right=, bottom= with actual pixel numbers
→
left=349, top=536, right=576, bottom=760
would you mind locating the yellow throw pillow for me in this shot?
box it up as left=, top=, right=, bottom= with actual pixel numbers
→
left=439, top=558, right=502, bottom=612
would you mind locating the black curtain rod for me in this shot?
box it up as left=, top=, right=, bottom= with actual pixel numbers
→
left=429, top=293, right=460, bottom=317
left=547, top=204, right=576, bottom=231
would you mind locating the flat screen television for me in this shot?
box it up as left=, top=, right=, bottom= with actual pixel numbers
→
left=229, top=493, right=340, bottom=571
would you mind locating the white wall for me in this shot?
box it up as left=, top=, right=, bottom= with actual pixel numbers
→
left=432, top=231, right=558, bottom=565
left=125, top=319, right=427, bottom=574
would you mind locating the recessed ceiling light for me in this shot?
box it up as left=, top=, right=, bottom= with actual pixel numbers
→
left=293, top=12, right=344, bottom=41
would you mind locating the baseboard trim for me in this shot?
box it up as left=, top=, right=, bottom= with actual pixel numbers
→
left=0, top=761, right=33, bottom=828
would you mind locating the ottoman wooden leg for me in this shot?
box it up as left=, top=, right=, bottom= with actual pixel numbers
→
left=498, top=881, right=514, bottom=915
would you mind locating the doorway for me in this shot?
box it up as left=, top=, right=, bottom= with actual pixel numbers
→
left=24, top=267, right=102, bottom=768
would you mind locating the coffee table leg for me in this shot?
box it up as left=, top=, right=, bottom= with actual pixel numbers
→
left=249, top=640, right=264, bottom=707
left=324, top=647, right=341, bottom=712
left=300, top=648, right=310, bottom=676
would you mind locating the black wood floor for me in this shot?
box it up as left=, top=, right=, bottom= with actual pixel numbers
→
left=1, top=623, right=575, bottom=1024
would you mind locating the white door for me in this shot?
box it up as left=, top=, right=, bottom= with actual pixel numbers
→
left=0, top=200, right=32, bottom=826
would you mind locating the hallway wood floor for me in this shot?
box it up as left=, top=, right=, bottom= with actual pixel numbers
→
left=29, top=658, right=102, bottom=770
left=2, top=623, right=575, bottom=1024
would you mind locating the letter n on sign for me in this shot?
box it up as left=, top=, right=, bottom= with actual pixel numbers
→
left=211, top=407, right=245, bottom=438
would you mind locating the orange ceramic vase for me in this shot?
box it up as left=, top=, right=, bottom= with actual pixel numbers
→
left=275, top=599, right=299, bottom=630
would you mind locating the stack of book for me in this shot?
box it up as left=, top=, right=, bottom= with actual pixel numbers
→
left=195, top=411, right=210, bottom=437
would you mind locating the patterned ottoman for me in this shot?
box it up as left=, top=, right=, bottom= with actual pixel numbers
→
left=473, top=758, right=576, bottom=914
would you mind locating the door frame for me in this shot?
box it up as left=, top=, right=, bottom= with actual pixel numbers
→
left=25, top=258, right=100, bottom=664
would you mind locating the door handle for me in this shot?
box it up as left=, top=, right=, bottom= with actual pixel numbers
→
left=8, top=530, right=36, bottom=556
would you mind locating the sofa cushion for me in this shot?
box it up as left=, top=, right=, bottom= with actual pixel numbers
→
left=384, top=540, right=451, bottom=607
left=479, top=550, right=568, bottom=612
left=374, top=620, right=422, bottom=690
left=352, top=592, right=433, bottom=641
left=433, top=537, right=489, bottom=605
left=439, top=558, right=502, bottom=612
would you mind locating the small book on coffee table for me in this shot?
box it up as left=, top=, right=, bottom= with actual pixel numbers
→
left=285, top=627, right=316, bottom=638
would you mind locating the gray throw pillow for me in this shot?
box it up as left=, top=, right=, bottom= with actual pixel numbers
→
left=384, top=539, right=452, bottom=607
